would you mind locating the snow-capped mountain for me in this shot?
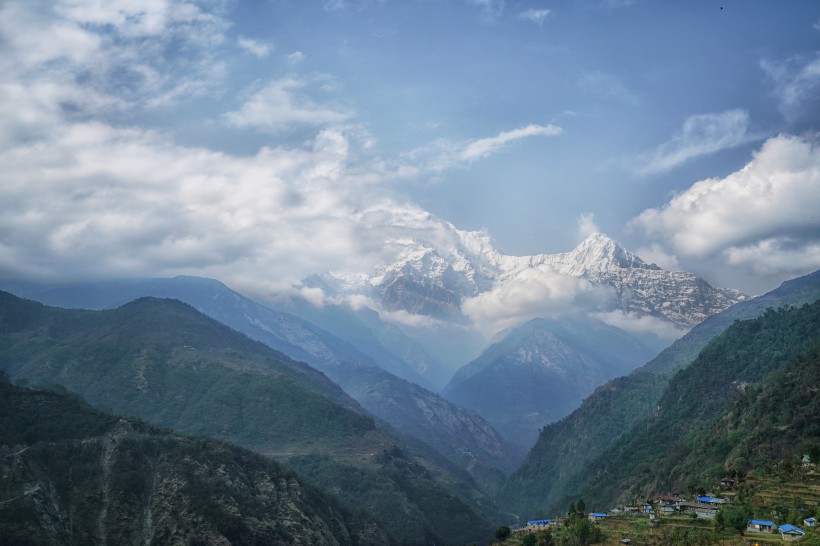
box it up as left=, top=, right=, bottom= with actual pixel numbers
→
left=327, top=230, right=747, bottom=329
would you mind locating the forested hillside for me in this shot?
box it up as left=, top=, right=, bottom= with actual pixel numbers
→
left=500, top=270, right=820, bottom=518
left=558, top=300, right=820, bottom=511
left=0, top=291, right=493, bottom=545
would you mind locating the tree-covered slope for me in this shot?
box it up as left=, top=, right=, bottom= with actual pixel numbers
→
left=663, top=340, right=820, bottom=489
left=0, top=377, right=388, bottom=546
left=0, top=291, right=492, bottom=545
left=562, top=299, right=820, bottom=511
left=499, top=269, right=820, bottom=519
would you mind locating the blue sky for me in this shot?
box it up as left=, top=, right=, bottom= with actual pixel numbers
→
left=1, top=0, right=819, bottom=301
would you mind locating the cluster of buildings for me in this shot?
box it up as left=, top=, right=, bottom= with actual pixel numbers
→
left=519, top=499, right=817, bottom=542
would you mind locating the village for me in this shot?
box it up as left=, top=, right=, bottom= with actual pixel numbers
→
left=508, top=460, right=820, bottom=545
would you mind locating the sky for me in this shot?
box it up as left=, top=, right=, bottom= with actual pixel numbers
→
left=1, top=0, right=819, bottom=309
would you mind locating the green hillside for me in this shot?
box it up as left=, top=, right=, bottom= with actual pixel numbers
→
left=499, top=270, right=820, bottom=519
left=0, top=376, right=387, bottom=545
left=560, top=300, right=820, bottom=511
left=0, top=291, right=492, bottom=545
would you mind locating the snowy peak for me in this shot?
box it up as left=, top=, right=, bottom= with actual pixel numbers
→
left=324, top=228, right=747, bottom=330
left=543, top=233, right=657, bottom=278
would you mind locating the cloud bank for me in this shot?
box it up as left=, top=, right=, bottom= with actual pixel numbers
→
left=462, top=265, right=611, bottom=336
left=632, top=134, right=820, bottom=284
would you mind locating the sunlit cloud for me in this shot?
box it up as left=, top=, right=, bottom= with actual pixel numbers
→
left=637, top=109, right=756, bottom=175
left=631, top=134, right=820, bottom=283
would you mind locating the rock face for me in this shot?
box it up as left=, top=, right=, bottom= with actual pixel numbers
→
left=330, top=231, right=747, bottom=329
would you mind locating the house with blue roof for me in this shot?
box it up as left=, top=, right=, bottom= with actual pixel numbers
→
left=587, top=513, right=608, bottom=522
left=779, top=524, right=805, bottom=541
left=805, top=516, right=816, bottom=528
left=696, top=496, right=727, bottom=505
left=747, top=519, right=776, bottom=533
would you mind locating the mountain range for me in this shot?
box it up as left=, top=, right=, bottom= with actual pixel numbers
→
left=326, top=231, right=747, bottom=330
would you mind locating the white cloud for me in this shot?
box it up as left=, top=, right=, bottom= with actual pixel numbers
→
left=238, top=36, right=272, bottom=58
left=519, top=9, right=551, bottom=25
left=723, top=238, right=820, bottom=278
left=591, top=310, right=687, bottom=340
left=631, top=134, right=820, bottom=283
left=0, top=1, right=406, bottom=291
left=287, top=51, right=306, bottom=64
left=637, top=109, right=756, bottom=175
left=0, top=0, right=228, bottom=120
left=412, top=123, right=563, bottom=172
left=461, top=124, right=563, bottom=161
left=761, top=53, right=820, bottom=122
left=576, top=213, right=600, bottom=240
left=462, top=265, right=611, bottom=337
left=224, top=78, right=354, bottom=132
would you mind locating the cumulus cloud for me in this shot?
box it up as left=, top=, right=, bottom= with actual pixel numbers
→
left=519, top=9, right=551, bottom=25
left=0, top=0, right=412, bottom=293
left=632, top=134, right=820, bottom=283
left=462, top=265, right=611, bottom=337
left=637, top=109, right=756, bottom=175
left=412, top=124, right=563, bottom=172
left=224, top=78, right=354, bottom=132
left=238, top=36, right=272, bottom=58
left=0, top=0, right=228, bottom=120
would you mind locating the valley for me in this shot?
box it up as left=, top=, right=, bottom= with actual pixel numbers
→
left=0, top=243, right=818, bottom=545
